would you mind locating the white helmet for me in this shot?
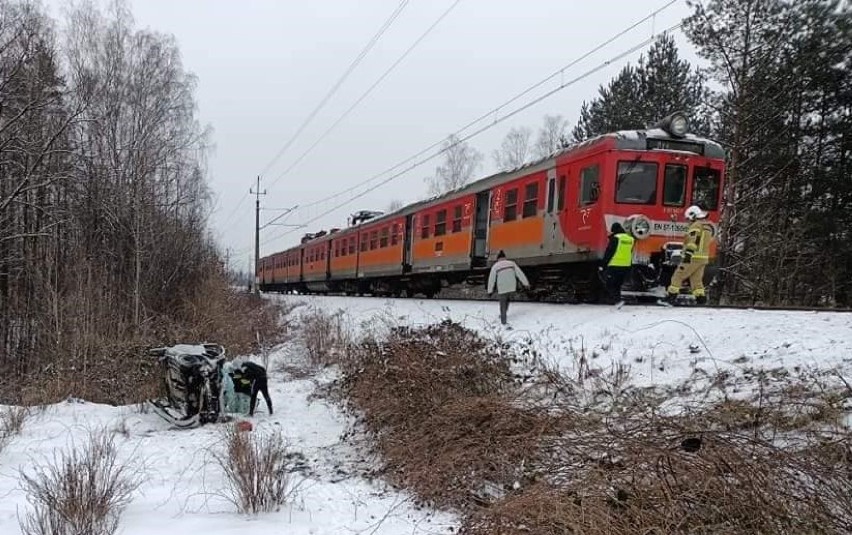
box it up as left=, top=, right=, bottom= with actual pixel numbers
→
left=684, top=205, right=708, bottom=221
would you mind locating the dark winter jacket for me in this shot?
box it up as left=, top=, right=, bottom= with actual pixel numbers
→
left=230, top=361, right=267, bottom=395
left=240, top=361, right=268, bottom=380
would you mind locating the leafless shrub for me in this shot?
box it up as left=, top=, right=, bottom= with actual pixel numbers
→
left=339, top=318, right=852, bottom=534
left=18, top=430, right=142, bottom=535
left=340, top=320, right=564, bottom=509
left=301, top=306, right=352, bottom=368
left=0, top=405, right=31, bottom=452
left=111, top=418, right=130, bottom=439
left=466, top=367, right=852, bottom=535
left=214, top=424, right=297, bottom=514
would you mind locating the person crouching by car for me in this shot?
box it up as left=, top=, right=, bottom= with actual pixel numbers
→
left=228, top=359, right=273, bottom=417
left=486, top=250, right=531, bottom=325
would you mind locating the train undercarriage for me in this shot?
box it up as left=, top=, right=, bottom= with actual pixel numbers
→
left=261, top=255, right=717, bottom=306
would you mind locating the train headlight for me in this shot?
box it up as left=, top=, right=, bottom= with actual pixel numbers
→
left=656, top=111, right=689, bottom=138
left=624, top=215, right=651, bottom=240
left=670, top=114, right=688, bottom=136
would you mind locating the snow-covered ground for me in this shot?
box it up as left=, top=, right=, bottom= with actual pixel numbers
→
left=0, top=361, right=457, bottom=534
left=283, top=295, right=852, bottom=391
left=2, top=295, right=850, bottom=534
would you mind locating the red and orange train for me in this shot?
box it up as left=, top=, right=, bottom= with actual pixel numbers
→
left=257, top=113, right=726, bottom=302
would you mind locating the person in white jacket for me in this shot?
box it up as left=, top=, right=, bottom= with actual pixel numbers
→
left=486, top=250, right=531, bottom=325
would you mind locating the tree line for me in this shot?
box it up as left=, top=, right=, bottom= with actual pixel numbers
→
left=0, top=0, right=235, bottom=399
left=418, top=0, right=851, bottom=307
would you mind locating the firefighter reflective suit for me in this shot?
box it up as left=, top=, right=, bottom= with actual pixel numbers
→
left=667, top=211, right=713, bottom=304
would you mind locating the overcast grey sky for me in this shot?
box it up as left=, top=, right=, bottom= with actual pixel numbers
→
left=119, top=0, right=698, bottom=267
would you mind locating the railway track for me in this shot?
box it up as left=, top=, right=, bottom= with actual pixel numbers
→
left=267, top=289, right=852, bottom=314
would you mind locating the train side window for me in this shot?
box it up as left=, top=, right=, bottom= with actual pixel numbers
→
left=692, top=167, right=721, bottom=210
left=504, top=188, right=518, bottom=222
left=616, top=161, right=657, bottom=205
left=350, top=238, right=356, bottom=255
left=435, top=209, right=447, bottom=236
left=360, top=237, right=367, bottom=252
left=546, top=178, right=556, bottom=213
left=452, top=205, right=462, bottom=233
left=391, top=225, right=399, bottom=246
left=557, top=176, right=566, bottom=211
left=370, top=231, right=378, bottom=250
left=380, top=227, right=389, bottom=248
left=421, top=214, right=431, bottom=239
left=663, top=164, right=687, bottom=206
left=579, top=165, right=600, bottom=205
left=523, top=182, right=539, bottom=218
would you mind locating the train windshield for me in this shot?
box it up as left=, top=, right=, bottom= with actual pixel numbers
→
left=663, top=164, right=687, bottom=206
left=692, top=167, right=721, bottom=210
left=616, top=161, right=658, bottom=204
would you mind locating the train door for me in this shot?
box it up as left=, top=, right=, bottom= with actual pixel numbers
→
left=543, top=168, right=565, bottom=254
left=403, top=214, right=414, bottom=272
left=324, top=241, right=331, bottom=279
left=471, top=190, right=491, bottom=267
left=574, top=161, right=601, bottom=250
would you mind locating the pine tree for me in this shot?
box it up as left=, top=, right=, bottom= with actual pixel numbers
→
left=685, top=0, right=852, bottom=305
left=572, top=34, right=710, bottom=142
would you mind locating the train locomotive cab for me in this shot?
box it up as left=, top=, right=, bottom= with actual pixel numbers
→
left=590, top=112, right=726, bottom=298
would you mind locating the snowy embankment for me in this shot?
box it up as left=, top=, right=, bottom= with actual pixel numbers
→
left=0, top=353, right=457, bottom=534
left=280, top=295, right=852, bottom=392
left=1, top=295, right=850, bottom=534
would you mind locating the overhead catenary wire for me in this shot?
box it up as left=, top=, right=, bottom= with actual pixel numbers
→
left=273, top=0, right=680, bottom=210
left=263, top=19, right=685, bottom=244
left=223, top=1, right=411, bottom=234
left=264, top=0, right=465, bottom=193
left=256, top=0, right=411, bottom=179
left=260, top=20, right=685, bottom=249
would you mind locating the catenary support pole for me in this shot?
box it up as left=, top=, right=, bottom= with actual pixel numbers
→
left=251, top=175, right=266, bottom=294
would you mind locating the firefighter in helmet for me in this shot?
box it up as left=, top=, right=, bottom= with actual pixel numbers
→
left=666, top=205, right=713, bottom=305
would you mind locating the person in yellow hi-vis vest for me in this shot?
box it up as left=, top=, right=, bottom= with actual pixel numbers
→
left=600, top=222, right=635, bottom=308
left=666, top=205, right=714, bottom=305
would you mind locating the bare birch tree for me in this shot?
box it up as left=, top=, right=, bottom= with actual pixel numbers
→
left=425, top=134, right=483, bottom=196
left=534, top=114, right=569, bottom=159
left=492, top=126, right=532, bottom=171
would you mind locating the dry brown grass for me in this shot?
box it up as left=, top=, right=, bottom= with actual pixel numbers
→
left=168, top=274, right=289, bottom=358
left=0, top=274, right=288, bottom=406
left=300, top=306, right=352, bottom=368
left=18, top=430, right=142, bottom=535
left=337, top=319, right=852, bottom=535
left=340, top=320, right=564, bottom=509
left=214, top=423, right=296, bottom=514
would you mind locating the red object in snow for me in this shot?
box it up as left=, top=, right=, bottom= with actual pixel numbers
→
left=236, top=420, right=253, bottom=432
